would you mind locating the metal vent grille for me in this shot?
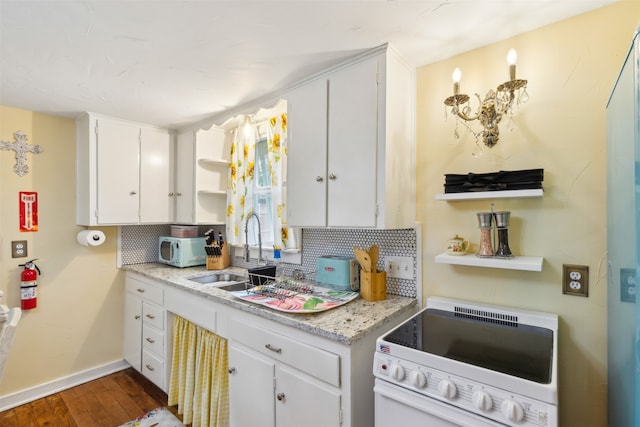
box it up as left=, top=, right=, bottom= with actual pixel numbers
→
left=454, top=305, right=519, bottom=327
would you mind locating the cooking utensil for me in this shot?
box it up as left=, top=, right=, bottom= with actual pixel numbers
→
left=368, top=245, right=379, bottom=272
left=353, top=246, right=371, bottom=273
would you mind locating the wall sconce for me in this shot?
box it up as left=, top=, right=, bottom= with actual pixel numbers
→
left=444, top=49, right=528, bottom=153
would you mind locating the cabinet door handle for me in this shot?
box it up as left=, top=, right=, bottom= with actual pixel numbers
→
left=228, top=367, right=236, bottom=374
left=146, top=314, right=156, bottom=320
left=176, top=192, right=182, bottom=196
left=145, top=337, right=155, bottom=344
left=328, top=173, right=336, bottom=180
left=169, top=192, right=174, bottom=197
left=315, top=176, right=324, bottom=182
left=136, top=288, right=145, bottom=293
left=145, top=364, right=155, bottom=371
left=265, top=344, right=282, bottom=354
left=134, top=315, right=141, bottom=320
left=129, top=191, right=137, bottom=196
left=277, top=392, right=285, bottom=402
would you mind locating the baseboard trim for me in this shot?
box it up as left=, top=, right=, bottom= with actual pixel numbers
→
left=0, top=359, right=131, bottom=412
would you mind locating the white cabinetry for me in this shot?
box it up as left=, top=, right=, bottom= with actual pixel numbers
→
left=123, top=274, right=166, bottom=390
left=228, top=319, right=341, bottom=427
left=76, top=113, right=173, bottom=225
left=175, top=127, right=229, bottom=224
left=286, top=45, right=415, bottom=228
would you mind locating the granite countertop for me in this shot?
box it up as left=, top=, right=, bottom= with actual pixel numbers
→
left=122, top=263, right=418, bottom=345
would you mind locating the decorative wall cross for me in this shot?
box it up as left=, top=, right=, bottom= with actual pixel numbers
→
left=0, top=130, right=44, bottom=177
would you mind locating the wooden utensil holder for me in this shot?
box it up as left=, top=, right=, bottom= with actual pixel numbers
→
left=206, top=245, right=230, bottom=270
left=360, top=270, right=387, bottom=302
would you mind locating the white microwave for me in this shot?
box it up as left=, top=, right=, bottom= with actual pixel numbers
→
left=158, top=236, right=207, bottom=268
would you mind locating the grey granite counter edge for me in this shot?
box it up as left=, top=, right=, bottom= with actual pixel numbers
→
left=122, top=263, right=418, bottom=345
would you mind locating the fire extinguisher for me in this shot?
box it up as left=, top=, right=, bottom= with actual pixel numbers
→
left=19, top=259, right=41, bottom=310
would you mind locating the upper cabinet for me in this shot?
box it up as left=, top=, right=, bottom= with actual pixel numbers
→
left=285, top=45, right=416, bottom=229
left=76, top=113, right=173, bottom=226
left=174, top=127, right=230, bottom=225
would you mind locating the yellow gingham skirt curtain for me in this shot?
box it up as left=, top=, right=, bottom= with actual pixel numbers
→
left=168, top=315, right=229, bottom=427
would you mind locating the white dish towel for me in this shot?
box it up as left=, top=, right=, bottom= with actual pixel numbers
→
left=0, top=304, right=21, bottom=382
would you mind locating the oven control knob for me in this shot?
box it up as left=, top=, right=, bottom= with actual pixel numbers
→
left=501, top=399, right=524, bottom=422
left=438, top=379, right=457, bottom=400
left=472, top=390, right=493, bottom=412
left=409, top=370, right=427, bottom=389
left=390, top=364, right=405, bottom=382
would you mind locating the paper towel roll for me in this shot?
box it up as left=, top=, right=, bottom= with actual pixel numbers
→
left=77, top=230, right=106, bottom=247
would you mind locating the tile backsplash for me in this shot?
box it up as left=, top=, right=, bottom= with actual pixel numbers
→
left=120, top=225, right=418, bottom=298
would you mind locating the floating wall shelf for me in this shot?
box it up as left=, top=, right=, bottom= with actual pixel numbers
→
left=198, top=158, right=230, bottom=166
left=435, top=252, right=543, bottom=272
left=197, top=190, right=226, bottom=196
left=435, top=189, right=543, bottom=201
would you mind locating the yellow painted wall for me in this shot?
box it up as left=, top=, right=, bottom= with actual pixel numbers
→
left=417, top=2, right=639, bottom=426
left=0, top=106, right=124, bottom=397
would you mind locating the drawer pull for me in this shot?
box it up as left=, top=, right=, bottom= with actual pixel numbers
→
left=145, top=364, right=155, bottom=371
left=145, top=337, right=155, bottom=344
left=136, top=288, right=145, bottom=293
left=134, top=315, right=141, bottom=320
left=277, top=392, right=285, bottom=402
left=228, top=367, right=236, bottom=374
left=265, top=344, right=282, bottom=354
left=315, top=176, right=323, bottom=182
left=146, top=314, right=156, bottom=320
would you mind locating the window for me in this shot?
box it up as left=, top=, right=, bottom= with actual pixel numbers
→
left=226, top=100, right=297, bottom=253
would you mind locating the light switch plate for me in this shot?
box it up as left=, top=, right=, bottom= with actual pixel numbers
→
left=384, top=256, right=413, bottom=280
left=12, top=240, right=28, bottom=258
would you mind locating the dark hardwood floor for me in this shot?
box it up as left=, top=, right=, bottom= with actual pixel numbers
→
left=0, top=368, right=182, bottom=426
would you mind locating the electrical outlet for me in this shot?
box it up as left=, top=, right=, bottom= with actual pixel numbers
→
left=384, top=256, right=413, bottom=280
left=11, top=240, right=28, bottom=258
left=562, top=264, right=589, bottom=297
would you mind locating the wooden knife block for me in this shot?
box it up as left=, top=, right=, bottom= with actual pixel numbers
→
left=206, top=245, right=230, bottom=270
left=360, top=270, right=387, bottom=302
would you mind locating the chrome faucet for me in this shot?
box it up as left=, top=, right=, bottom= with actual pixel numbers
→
left=244, top=212, right=264, bottom=264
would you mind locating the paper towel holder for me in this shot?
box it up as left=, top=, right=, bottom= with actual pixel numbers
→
left=77, top=229, right=106, bottom=247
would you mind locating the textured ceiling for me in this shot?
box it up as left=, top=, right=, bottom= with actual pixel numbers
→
left=0, top=0, right=619, bottom=128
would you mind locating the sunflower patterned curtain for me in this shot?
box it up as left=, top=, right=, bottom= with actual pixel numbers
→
left=226, top=105, right=299, bottom=250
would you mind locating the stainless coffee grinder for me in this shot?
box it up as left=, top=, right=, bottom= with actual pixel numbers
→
left=476, top=208, right=514, bottom=258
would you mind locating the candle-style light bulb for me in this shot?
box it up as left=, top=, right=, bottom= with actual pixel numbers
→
left=452, top=68, right=461, bottom=95
left=507, top=49, right=518, bottom=81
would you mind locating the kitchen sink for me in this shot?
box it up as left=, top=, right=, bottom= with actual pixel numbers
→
left=188, top=272, right=248, bottom=285
left=216, top=282, right=253, bottom=292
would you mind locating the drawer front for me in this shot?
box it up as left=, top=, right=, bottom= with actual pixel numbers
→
left=142, top=303, right=164, bottom=330
left=230, top=319, right=340, bottom=387
left=142, top=350, right=164, bottom=389
left=126, top=276, right=164, bottom=305
left=142, top=324, right=164, bottom=357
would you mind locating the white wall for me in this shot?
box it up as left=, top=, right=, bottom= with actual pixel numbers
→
left=0, top=107, right=125, bottom=401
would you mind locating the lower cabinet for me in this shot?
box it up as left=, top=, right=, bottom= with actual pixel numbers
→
left=123, top=274, right=166, bottom=390
left=124, top=270, right=414, bottom=426
left=228, top=318, right=342, bottom=427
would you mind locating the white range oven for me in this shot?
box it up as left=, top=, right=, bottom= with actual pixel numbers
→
left=373, top=297, right=558, bottom=427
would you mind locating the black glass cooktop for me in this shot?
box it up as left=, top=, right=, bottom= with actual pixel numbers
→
left=382, top=308, right=554, bottom=384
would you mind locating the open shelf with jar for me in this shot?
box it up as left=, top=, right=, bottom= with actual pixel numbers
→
left=434, top=252, right=543, bottom=271
left=434, top=189, right=544, bottom=271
